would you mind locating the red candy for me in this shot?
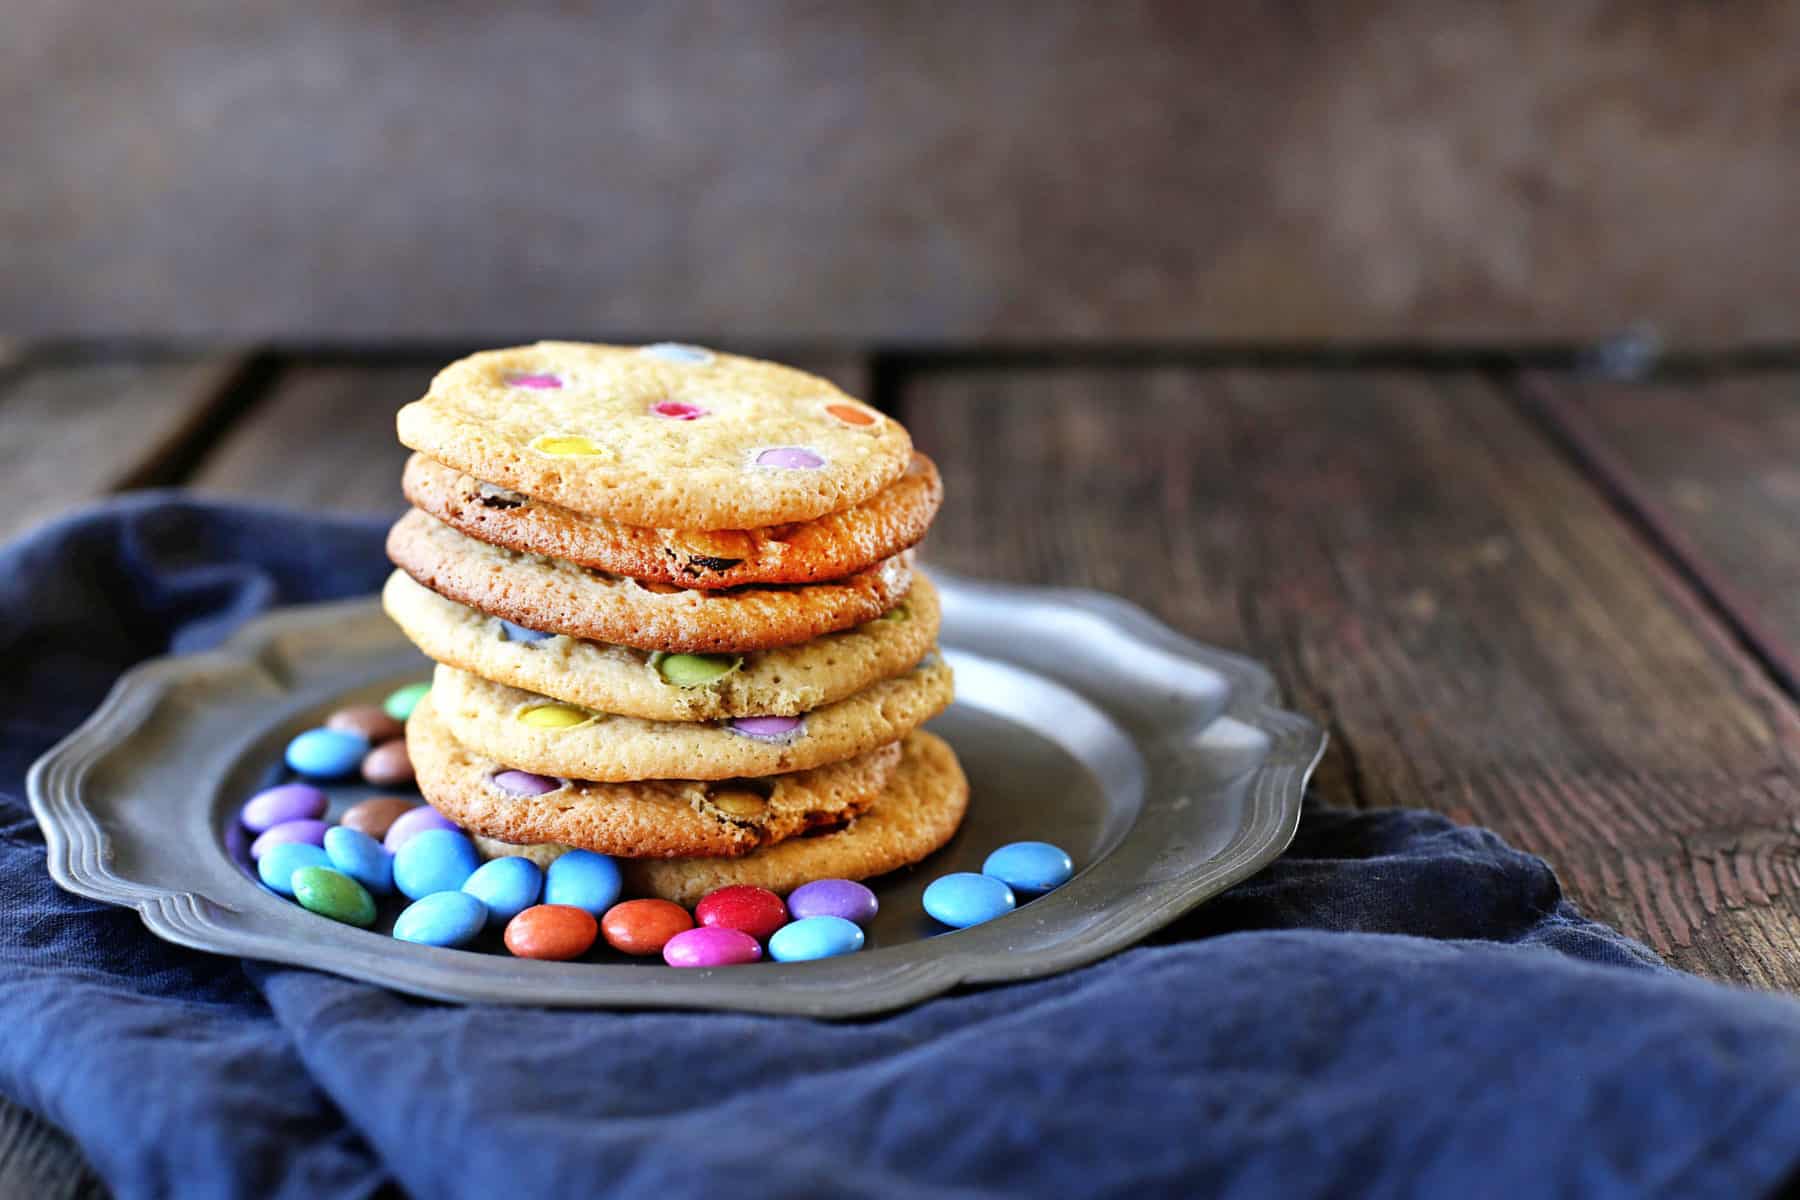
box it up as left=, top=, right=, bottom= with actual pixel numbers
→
left=695, top=885, right=788, bottom=941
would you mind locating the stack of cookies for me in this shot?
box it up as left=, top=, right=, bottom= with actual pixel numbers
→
left=383, top=342, right=968, bottom=907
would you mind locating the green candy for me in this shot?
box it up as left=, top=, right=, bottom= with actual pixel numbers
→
left=291, top=866, right=377, bottom=928
left=649, top=652, right=743, bottom=688
left=877, top=604, right=911, bottom=623
left=383, top=681, right=432, bottom=721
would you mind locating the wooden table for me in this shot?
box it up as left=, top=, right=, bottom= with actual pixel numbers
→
left=6, top=346, right=1800, bottom=1195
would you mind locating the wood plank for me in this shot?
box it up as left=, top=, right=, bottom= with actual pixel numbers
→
left=1525, top=372, right=1800, bottom=698
left=186, top=354, right=869, bottom=514
left=10, top=3, right=1800, bottom=346
left=0, top=355, right=254, bottom=542
left=902, top=367, right=1800, bottom=988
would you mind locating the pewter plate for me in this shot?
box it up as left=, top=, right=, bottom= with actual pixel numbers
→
left=29, top=573, right=1324, bottom=1018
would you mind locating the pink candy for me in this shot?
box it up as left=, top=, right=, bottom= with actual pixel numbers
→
left=651, top=400, right=708, bottom=420
left=506, top=372, right=563, bottom=390
left=662, top=926, right=763, bottom=968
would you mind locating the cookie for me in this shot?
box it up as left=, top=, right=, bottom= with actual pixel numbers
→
left=401, top=451, right=943, bottom=590
left=407, top=695, right=902, bottom=859
left=382, top=569, right=942, bottom=720
left=429, top=653, right=952, bottom=782
left=387, top=508, right=913, bottom=653
left=395, top=342, right=914, bottom=530
left=475, top=731, right=969, bottom=907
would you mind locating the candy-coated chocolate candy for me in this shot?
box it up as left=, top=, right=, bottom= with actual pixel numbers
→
left=257, top=842, right=332, bottom=897
left=769, top=915, right=865, bottom=963
left=727, top=715, right=804, bottom=743
left=249, top=818, right=330, bottom=860
left=517, top=703, right=591, bottom=729
left=754, top=446, right=826, bottom=470
left=291, top=866, right=378, bottom=928
left=923, top=873, right=1015, bottom=929
left=640, top=342, right=713, bottom=364
left=383, top=682, right=431, bottom=722
left=786, top=878, right=879, bottom=926
left=392, top=828, right=481, bottom=900
left=239, top=783, right=327, bottom=833
left=663, top=926, right=762, bottom=968
left=543, top=849, right=622, bottom=916
left=284, top=727, right=370, bottom=779
left=361, top=738, right=414, bottom=786
left=383, top=805, right=459, bottom=851
left=499, top=619, right=553, bottom=643
left=600, top=899, right=693, bottom=956
left=650, top=652, right=742, bottom=688
left=323, top=826, right=395, bottom=897
left=341, top=795, right=419, bottom=839
left=324, top=704, right=405, bottom=744
left=504, top=905, right=598, bottom=960
left=393, top=891, right=487, bottom=948
left=982, top=842, right=1074, bottom=894
left=491, top=769, right=561, bottom=797
left=825, top=403, right=877, bottom=427
left=530, top=434, right=602, bottom=457
left=506, top=372, right=563, bottom=389
left=651, top=400, right=709, bottom=420
left=462, top=856, right=544, bottom=928
left=695, top=885, right=788, bottom=941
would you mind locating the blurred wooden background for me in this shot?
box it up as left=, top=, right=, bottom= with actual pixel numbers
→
left=8, top=0, right=1800, bottom=347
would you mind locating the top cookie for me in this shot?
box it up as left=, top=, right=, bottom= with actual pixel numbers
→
left=396, top=342, right=914, bottom=530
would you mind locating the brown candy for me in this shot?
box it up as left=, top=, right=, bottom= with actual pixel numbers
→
left=325, top=704, right=405, bottom=744
left=361, top=738, right=414, bottom=787
left=504, top=904, right=599, bottom=961
left=601, top=899, right=694, bottom=956
left=339, top=795, right=419, bottom=840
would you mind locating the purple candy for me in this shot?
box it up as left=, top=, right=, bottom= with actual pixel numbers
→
left=662, top=926, right=763, bottom=968
left=491, top=769, right=562, bottom=797
left=754, top=446, right=825, bottom=470
left=249, top=818, right=330, bottom=860
left=728, top=715, right=805, bottom=743
left=787, top=878, right=879, bottom=926
left=383, top=806, right=460, bottom=851
left=239, top=783, right=328, bottom=833
left=506, top=372, right=562, bottom=389
left=652, top=400, right=708, bottom=421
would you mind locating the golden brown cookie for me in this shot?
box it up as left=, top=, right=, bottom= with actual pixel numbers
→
left=401, top=451, right=943, bottom=589
left=407, top=695, right=901, bottom=859
left=475, top=731, right=970, bottom=906
left=381, top=569, right=942, bottom=721
left=386, top=507, right=913, bottom=653
left=429, top=654, right=951, bottom=782
left=395, top=342, right=913, bottom=529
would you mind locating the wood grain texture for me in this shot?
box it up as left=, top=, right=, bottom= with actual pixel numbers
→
left=1526, top=373, right=1800, bottom=699
left=0, top=355, right=254, bottom=541
left=903, top=366, right=1800, bottom=988
left=8, top=2, right=1800, bottom=345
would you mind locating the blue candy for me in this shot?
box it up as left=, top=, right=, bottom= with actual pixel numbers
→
left=323, top=826, right=395, bottom=897
left=923, top=873, right=1016, bottom=929
left=639, top=342, right=713, bottom=364
left=543, top=849, right=621, bottom=916
left=284, top=727, right=370, bottom=779
left=258, top=841, right=332, bottom=897
left=392, top=891, right=487, bottom=948
left=982, top=841, right=1074, bottom=894
left=499, top=620, right=553, bottom=644
left=769, top=915, right=866, bottom=963
left=462, top=856, right=544, bottom=928
left=392, top=828, right=481, bottom=900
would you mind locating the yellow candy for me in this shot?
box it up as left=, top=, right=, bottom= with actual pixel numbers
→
left=518, top=704, right=593, bottom=729
left=529, top=434, right=603, bottom=457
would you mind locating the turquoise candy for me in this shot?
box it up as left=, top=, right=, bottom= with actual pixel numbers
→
left=393, top=892, right=487, bottom=948
left=923, top=873, right=1016, bottom=929
left=323, top=826, right=395, bottom=897
left=284, top=727, right=370, bottom=779
left=393, top=828, right=481, bottom=900
left=982, top=842, right=1074, bottom=894
left=768, top=915, right=865, bottom=963
left=291, top=866, right=377, bottom=928
left=462, top=856, right=544, bottom=928
left=257, top=842, right=332, bottom=898
left=383, top=682, right=432, bottom=722
left=543, top=849, right=621, bottom=916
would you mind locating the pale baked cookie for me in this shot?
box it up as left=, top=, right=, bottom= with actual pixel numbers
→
left=407, top=696, right=901, bottom=859
left=381, top=569, right=942, bottom=720
left=402, top=451, right=943, bottom=589
left=387, top=508, right=912, bottom=653
left=475, top=731, right=969, bottom=907
left=429, top=653, right=951, bottom=782
left=395, top=342, right=913, bottom=530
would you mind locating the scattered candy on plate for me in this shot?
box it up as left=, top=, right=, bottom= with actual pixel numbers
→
left=393, top=891, right=487, bottom=948
left=504, top=904, right=598, bottom=960
left=543, top=850, right=622, bottom=916
left=922, top=873, right=1016, bottom=929
left=249, top=818, right=330, bottom=859
left=695, top=885, right=788, bottom=941
left=601, top=899, right=694, bottom=956
left=663, top=926, right=762, bottom=968
left=360, top=739, right=414, bottom=787
left=769, top=915, right=865, bottom=963
left=257, top=842, right=332, bottom=897
left=981, top=841, right=1074, bottom=894
left=284, top=727, right=370, bottom=780
left=239, top=783, right=327, bottom=833
left=324, top=704, right=405, bottom=744
left=462, top=856, right=544, bottom=928
left=383, top=681, right=432, bottom=722
left=786, top=878, right=878, bottom=926
left=291, top=866, right=378, bottom=928
left=393, top=828, right=480, bottom=900
left=341, top=795, right=419, bottom=840
left=323, top=826, right=395, bottom=897
left=383, top=805, right=459, bottom=852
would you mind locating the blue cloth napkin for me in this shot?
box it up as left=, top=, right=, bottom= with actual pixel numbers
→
left=5, top=495, right=1800, bottom=1200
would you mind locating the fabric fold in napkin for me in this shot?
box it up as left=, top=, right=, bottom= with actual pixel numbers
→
left=3, top=495, right=1800, bottom=1200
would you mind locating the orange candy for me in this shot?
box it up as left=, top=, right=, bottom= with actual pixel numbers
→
left=601, top=899, right=695, bottom=956
left=825, top=403, right=877, bottom=427
left=503, top=904, right=598, bottom=961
